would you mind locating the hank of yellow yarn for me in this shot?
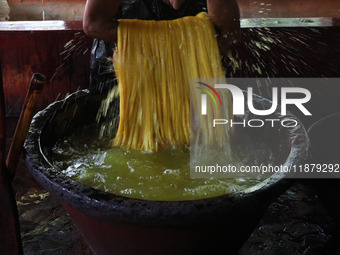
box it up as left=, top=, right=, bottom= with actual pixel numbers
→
left=112, top=12, right=230, bottom=151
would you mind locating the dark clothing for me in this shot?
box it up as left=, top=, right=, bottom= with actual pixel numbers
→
left=89, top=0, right=207, bottom=91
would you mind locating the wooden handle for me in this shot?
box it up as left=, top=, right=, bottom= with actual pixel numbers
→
left=6, top=73, right=46, bottom=178
left=0, top=61, right=23, bottom=255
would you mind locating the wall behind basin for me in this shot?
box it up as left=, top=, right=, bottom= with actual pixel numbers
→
left=8, top=0, right=85, bottom=21
left=238, top=0, right=340, bottom=18
left=6, top=0, right=340, bottom=21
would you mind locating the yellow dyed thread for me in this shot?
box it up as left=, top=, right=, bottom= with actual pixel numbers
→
left=112, top=12, right=232, bottom=152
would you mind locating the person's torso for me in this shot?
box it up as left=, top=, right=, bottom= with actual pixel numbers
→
left=90, top=0, right=208, bottom=90
left=117, top=0, right=207, bottom=20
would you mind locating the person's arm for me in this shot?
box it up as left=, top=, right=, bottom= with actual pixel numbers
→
left=207, top=0, right=240, bottom=57
left=83, top=0, right=121, bottom=43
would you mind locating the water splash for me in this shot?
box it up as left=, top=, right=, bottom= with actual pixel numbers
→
left=50, top=32, right=92, bottom=82
left=96, top=85, right=120, bottom=139
left=223, top=24, right=336, bottom=99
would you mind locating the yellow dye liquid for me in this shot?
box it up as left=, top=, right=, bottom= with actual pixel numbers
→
left=52, top=125, right=270, bottom=201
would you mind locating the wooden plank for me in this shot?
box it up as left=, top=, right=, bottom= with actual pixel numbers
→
left=0, top=59, right=23, bottom=255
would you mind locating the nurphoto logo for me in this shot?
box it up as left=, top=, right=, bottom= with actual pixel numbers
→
left=197, top=81, right=312, bottom=128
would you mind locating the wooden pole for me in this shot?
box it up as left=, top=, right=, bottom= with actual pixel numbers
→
left=0, top=61, right=23, bottom=254
left=6, top=73, right=46, bottom=178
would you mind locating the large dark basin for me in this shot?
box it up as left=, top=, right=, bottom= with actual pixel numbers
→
left=24, top=89, right=309, bottom=255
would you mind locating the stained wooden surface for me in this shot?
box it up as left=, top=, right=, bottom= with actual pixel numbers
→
left=0, top=21, right=91, bottom=118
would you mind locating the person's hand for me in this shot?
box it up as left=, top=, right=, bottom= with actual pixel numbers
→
left=83, top=0, right=120, bottom=43
left=207, top=0, right=240, bottom=58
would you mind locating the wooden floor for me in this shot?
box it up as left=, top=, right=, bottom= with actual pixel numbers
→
left=13, top=155, right=94, bottom=255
